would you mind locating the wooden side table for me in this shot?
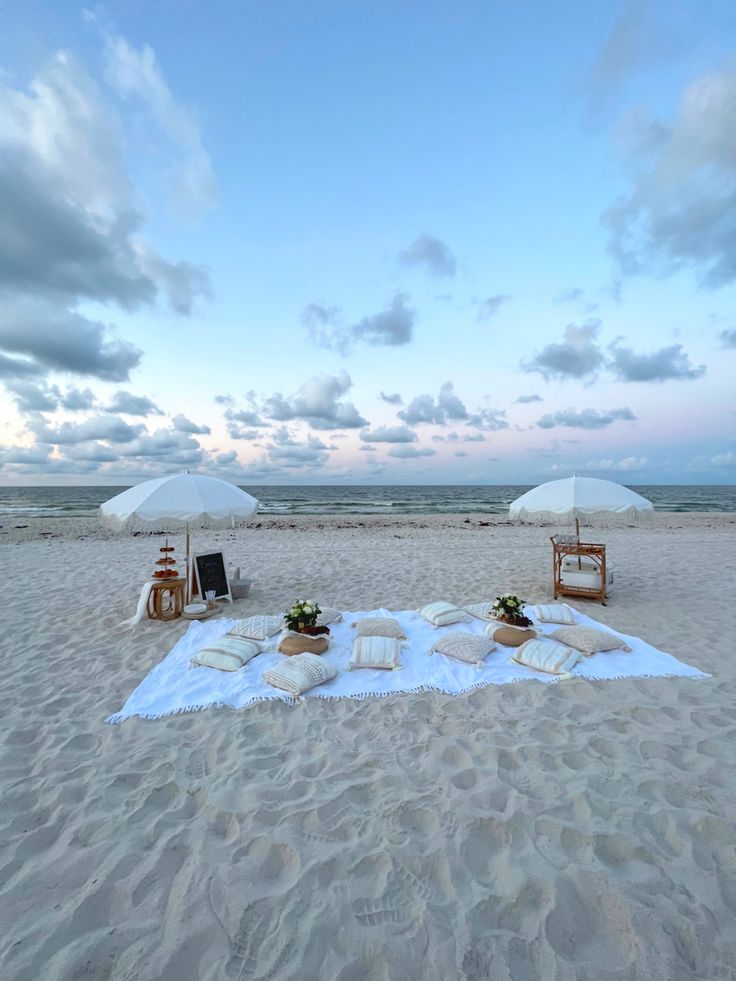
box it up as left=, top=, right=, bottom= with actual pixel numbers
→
left=147, top=578, right=186, bottom=621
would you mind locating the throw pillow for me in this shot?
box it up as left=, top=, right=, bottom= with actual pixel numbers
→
left=489, top=625, right=537, bottom=647
left=351, top=616, right=407, bottom=639
left=263, top=652, right=337, bottom=696
left=463, top=602, right=495, bottom=621
left=316, top=607, right=343, bottom=626
left=419, top=601, right=468, bottom=627
left=279, top=634, right=329, bottom=656
left=191, top=635, right=262, bottom=671
left=511, top=638, right=581, bottom=675
left=349, top=636, right=402, bottom=670
left=533, top=604, right=576, bottom=625
left=430, top=632, right=495, bottom=667
left=228, top=615, right=282, bottom=640
left=549, top=626, right=631, bottom=656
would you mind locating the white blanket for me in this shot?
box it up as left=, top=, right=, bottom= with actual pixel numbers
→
left=106, top=607, right=709, bottom=723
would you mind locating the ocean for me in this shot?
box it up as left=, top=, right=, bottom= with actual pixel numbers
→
left=1, top=484, right=735, bottom=521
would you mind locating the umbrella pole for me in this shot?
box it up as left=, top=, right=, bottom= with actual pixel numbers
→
left=185, top=524, right=191, bottom=601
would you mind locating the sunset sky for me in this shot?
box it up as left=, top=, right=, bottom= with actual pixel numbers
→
left=1, top=0, right=735, bottom=485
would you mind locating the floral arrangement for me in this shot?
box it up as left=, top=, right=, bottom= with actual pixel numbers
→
left=284, top=599, right=322, bottom=632
left=492, top=594, right=532, bottom=626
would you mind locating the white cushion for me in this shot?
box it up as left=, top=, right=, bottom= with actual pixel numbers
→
left=430, top=632, right=495, bottom=667
left=263, top=652, right=337, bottom=696
left=349, top=636, right=402, bottom=671
left=191, top=635, right=262, bottom=671
left=316, top=607, right=343, bottom=626
left=463, top=602, right=495, bottom=621
left=549, top=626, right=630, bottom=656
left=534, top=604, right=576, bottom=625
left=351, top=616, right=406, bottom=639
left=510, top=638, right=581, bottom=675
left=228, top=616, right=282, bottom=640
left=419, top=601, right=468, bottom=627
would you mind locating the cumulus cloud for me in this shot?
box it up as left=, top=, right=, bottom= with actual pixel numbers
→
left=609, top=342, right=705, bottom=381
left=582, top=456, right=650, bottom=472
left=466, top=407, right=509, bottom=432
left=387, top=445, right=437, bottom=459
left=107, top=391, right=162, bottom=416
left=360, top=426, right=417, bottom=444
left=399, top=234, right=457, bottom=278
left=30, top=413, right=141, bottom=445
left=265, top=429, right=330, bottom=469
left=0, top=301, right=142, bottom=382
left=523, top=321, right=604, bottom=380
left=263, top=371, right=367, bottom=430
left=0, top=41, right=211, bottom=413
left=117, top=428, right=204, bottom=464
left=399, top=382, right=468, bottom=426
left=104, top=34, right=216, bottom=219
left=171, top=413, right=211, bottom=434
left=476, top=294, right=511, bottom=321
left=304, top=293, right=415, bottom=354
left=379, top=391, right=403, bottom=405
left=537, top=407, right=637, bottom=429
left=603, top=63, right=736, bottom=287
left=515, top=394, right=543, bottom=404
left=719, top=329, right=736, bottom=349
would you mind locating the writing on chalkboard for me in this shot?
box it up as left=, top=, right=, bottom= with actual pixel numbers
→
left=191, top=551, right=233, bottom=603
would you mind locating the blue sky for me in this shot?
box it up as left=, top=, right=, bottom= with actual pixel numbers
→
left=0, top=0, right=735, bottom=484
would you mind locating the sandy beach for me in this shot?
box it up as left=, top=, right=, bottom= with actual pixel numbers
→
left=2, top=511, right=736, bottom=980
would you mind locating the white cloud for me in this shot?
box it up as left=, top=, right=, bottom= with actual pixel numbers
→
left=263, top=371, right=367, bottom=430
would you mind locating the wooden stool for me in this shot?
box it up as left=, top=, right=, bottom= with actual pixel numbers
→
left=147, top=578, right=186, bottom=621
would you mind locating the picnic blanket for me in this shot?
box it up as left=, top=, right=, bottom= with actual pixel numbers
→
left=107, top=606, right=709, bottom=723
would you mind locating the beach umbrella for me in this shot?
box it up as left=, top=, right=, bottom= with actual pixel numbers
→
left=100, top=472, right=258, bottom=595
left=509, top=475, right=653, bottom=533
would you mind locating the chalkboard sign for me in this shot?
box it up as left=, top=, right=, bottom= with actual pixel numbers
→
left=191, top=551, right=233, bottom=603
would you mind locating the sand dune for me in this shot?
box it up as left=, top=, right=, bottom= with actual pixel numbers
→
left=2, top=512, right=736, bottom=979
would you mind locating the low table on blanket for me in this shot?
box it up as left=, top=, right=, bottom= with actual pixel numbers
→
left=147, top=577, right=186, bottom=621
left=550, top=536, right=607, bottom=605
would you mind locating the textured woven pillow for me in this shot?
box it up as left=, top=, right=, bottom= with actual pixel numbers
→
left=487, top=624, right=537, bottom=647
left=316, top=607, right=343, bottom=626
left=463, top=602, right=495, bottom=621
left=349, top=636, right=402, bottom=670
left=279, top=634, right=329, bottom=656
left=533, top=604, right=576, bottom=625
left=430, top=632, right=495, bottom=667
left=511, top=638, right=581, bottom=675
left=228, top=616, right=282, bottom=640
left=191, top=635, right=262, bottom=671
left=263, top=652, right=337, bottom=696
left=351, top=616, right=407, bottom=639
left=549, top=626, right=631, bottom=656
left=419, top=601, right=468, bottom=627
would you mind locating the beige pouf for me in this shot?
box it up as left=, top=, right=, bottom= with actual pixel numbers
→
left=493, top=626, right=537, bottom=647
left=278, top=634, right=329, bottom=656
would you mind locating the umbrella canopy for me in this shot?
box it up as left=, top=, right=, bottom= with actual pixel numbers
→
left=509, top=476, right=653, bottom=527
left=100, top=472, right=259, bottom=532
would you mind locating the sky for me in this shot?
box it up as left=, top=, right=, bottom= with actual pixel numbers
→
left=0, top=0, right=735, bottom=486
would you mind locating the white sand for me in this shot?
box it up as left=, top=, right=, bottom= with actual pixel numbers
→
left=2, top=512, right=736, bottom=980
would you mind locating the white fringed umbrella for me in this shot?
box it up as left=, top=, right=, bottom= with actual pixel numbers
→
left=509, top=476, right=653, bottom=533
left=101, top=472, right=258, bottom=595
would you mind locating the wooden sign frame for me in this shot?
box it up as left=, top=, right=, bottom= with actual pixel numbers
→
left=190, top=551, right=233, bottom=604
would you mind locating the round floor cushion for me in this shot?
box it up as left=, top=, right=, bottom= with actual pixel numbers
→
left=279, top=634, right=329, bottom=656
left=493, top=626, right=537, bottom=647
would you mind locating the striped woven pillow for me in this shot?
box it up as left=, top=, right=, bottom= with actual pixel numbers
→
left=349, top=636, right=402, bottom=670
left=419, top=601, right=468, bottom=627
left=533, top=604, right=576, bottom=625
left=191, top=635, right=262, bottom=671
left=510, top=638, right=581, bottom=676
left=352, top=617, right=406, bottom=639
left=263, top=652, right=337, bottom=696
